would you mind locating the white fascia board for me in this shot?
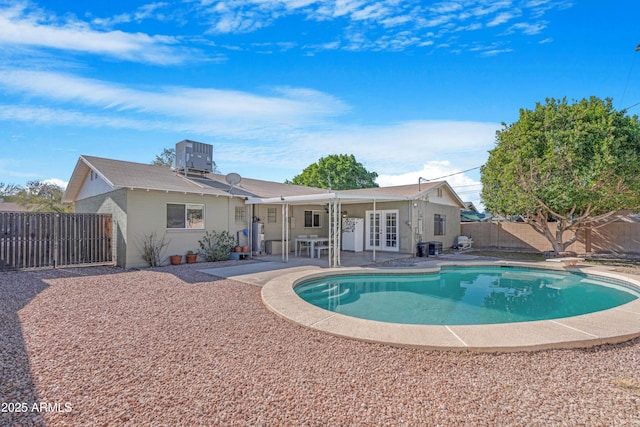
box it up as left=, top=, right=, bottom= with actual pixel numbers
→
left=337, top=194, right=411, bottom=202
left=246, top=193, right=337, bottom=205
left=246, top=192, right=411, bottom=205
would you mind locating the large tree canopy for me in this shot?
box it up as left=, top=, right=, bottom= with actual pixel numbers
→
left=481, top=97, right=640, bottom=253
left=288, top=154, right=379, bottom=190
left=14, top=180, right=72, bottom=212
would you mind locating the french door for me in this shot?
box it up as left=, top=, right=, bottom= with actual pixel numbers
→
left=365, top=209, right=399, bottom=251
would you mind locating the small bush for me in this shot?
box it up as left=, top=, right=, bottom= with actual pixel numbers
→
left=137, top=232, right=169, bottom=266
left=198, top=230, right=237, bottom=262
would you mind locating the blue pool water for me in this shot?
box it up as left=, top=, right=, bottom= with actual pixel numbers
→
left=295, top=267, right=640, bottom=325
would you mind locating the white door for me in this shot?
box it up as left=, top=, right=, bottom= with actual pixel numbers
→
left=365, top=210, right=399, bottom=252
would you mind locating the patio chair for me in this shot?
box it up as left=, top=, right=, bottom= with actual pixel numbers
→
left=298, top=235, right=311, bottom=256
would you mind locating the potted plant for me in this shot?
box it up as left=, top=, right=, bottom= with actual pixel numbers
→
left=170, top=254, right=182, bottom=265
left=186, top=250, right=197, bottom=264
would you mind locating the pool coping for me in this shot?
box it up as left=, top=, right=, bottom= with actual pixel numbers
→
left=261, top=261, right=640, bottom=352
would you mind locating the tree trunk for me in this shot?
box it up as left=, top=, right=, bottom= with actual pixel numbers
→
left=525, top=210, right=571, bottom=255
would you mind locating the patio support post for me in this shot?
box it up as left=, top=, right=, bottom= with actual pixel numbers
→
left=335, top=199, right=341, bottom=267
left=372, top=198, right=377, bottom=262
left=327, top=199, right=332, bottom=268
left=248, top=204, right=253, bottom=259
left=327, top=198, right=342, bottom=268
left=281, top=202, right=287, bottom=263
left=285, top=203, right=289, bottom=263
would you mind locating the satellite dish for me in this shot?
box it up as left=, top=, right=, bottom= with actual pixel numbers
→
left=225, top=173, right=242, bottom=188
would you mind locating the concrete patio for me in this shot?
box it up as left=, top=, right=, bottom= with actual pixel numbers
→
left=198, top=250, right=480, bottom=286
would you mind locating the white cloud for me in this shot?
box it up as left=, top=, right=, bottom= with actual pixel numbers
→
left=487, top=11, right=518, bottom=27
left=43, top=178, right=68, bottom=189
left=0, top=65, right=498, bottom=206
left=504, top=21, right=547, bottom=35
left=223, top=120, right=499, bottom=181
left=377, top=161, right=485, bottom=208
left=0, top=0, right=573, bottom=60
left=90, top=2, right=171, bottom=27
left=193, top=0, right=571, bottom=54
left=0, top=2, right=191, bottom=64
left=0, top=69, right=350, bottom=136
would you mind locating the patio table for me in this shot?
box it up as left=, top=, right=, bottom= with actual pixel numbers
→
left=295, top=237, right=329, bottom=258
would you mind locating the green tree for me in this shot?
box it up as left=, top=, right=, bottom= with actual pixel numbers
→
left=288, top=154, right=379, bottom=190
left=0, top=182, right=20, bottom=199
left=15, top=180, right=72, bottom=212
left=153, top=147, right=220, bottom=173
left=481, top=97, right=640, bottom=254
left=152, top=148, right=176, bottom=167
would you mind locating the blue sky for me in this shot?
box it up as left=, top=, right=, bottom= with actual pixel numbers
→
left=1, top=0, right=639, bottom=208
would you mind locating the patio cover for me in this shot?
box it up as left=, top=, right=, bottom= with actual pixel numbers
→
left=246, top=192, right=412, bottom=267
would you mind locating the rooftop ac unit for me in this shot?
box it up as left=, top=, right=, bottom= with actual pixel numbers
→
left=175, top=140, right=214, bottom=174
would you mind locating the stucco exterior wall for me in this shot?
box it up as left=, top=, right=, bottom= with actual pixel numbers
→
left=74, top=187, right=463, bottom=267
left=420, top=202, right=461, bottom=250
left=124, top=190, right=248, bottom=268
left=251, top=203, right=330, bottom=253
left=266, top=200, right=462, bottom=255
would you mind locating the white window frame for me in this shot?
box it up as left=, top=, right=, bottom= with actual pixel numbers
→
left=267, top=207, right=277, bottom=224
left=235, top=206, right=246, bottom=223
left=166, top=203, right=205, bottom=230
left=304, top=210, right=322, bottom=228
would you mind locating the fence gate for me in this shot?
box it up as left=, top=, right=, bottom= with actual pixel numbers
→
left=0, top=212, right=114, bottom=270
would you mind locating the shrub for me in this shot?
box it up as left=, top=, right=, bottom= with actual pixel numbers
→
left=198, top=230, right=237, bottom=262
left=137, top=232, right=169, bottom=266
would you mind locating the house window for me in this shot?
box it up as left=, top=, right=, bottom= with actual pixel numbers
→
left=434, top=214, right=446, bottom=236
left=304, top=210, right=321, bottom=228
left=235, top=206, right=246, bottom=223
left=437, top=187, right=443, bottom=197
left=267, top=208, right=277, bottom=224
left=167, top=204, right=204, bottom=229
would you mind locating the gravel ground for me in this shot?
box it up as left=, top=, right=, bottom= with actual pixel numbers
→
left=2, top=263, right=640, bottom=426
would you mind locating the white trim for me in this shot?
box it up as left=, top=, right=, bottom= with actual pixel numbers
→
left=166, top=202, right=205, bottom=230
left=365, top=209, right=399, bottom=252
left=246, top=192, right=410, bottom=205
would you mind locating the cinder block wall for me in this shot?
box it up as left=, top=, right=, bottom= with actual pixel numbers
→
left=460, top=222, right=587, bottom=253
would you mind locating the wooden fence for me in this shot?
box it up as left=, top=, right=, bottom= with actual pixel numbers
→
left=0, top=212, right=113, bottom=270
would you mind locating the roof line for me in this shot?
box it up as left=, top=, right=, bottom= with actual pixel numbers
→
left=80, top=155, right=115, bottom=188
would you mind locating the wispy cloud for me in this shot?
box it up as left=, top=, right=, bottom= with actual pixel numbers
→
left=487, top=11, right=519, bottom=27
left=0, top=0, right=572, bottom=61
left=0, top=1, right=191, bottom=64
left=192, top=0, right=571, bottom=54
left=0, top=68, right=350, bottom=135
left=504, top=21, right=547, bottom=35
left=0, top=64, right=498, bottom=191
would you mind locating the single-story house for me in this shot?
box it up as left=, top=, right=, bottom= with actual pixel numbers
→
left=63, top=150, right=466, bottom=268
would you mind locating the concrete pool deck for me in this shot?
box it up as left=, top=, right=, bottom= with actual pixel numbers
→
left=199, top=254, right=640, bottom=352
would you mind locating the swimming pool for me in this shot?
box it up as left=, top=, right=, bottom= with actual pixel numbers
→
left=294, top=266, right=640, bottom=325
left=261, top=263, right=640, bottom=351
